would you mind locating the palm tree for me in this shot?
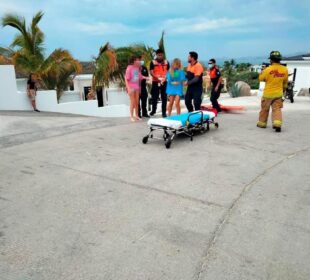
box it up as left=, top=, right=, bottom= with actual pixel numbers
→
left=1, top=11, right=45, bottom=74
left=91, top=42, right=118, bottom=94
left=130, top=43, right=154, bottom=67
left=114, top=44, right=156, bottom=101
left=112, top=46, right=132, bottom=85
left=114, top=44, right=154, bottom=86
left=230, top=59, right=236, bottom=67
left=1, top=11, right=82, bottom=102
left=236, top=63, right=251, bottom=72
left=40, top=49, right=82, bottom=100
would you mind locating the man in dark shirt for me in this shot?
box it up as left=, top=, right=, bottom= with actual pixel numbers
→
left=208, top=58, right=223, bottom=112
left=139, top=56, right=150, bottom=118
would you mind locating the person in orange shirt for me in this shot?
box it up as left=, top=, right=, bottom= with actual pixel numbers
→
left=185, top=51, right=204, bottom=112
left=208, top=58, right=223, bottom=113
left=257, top=51, right=288, bottom=132
left=149, top=49, right=170, bottom=117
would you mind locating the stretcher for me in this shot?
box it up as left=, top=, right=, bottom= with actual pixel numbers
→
left=142, top=110, right=218, bottom=149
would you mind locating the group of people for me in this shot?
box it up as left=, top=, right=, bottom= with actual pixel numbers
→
left=125, top=49, right=223, bottom=122
left=125, top=49, right=288, bottom=133
left=26, top=48, right=287, bottom=133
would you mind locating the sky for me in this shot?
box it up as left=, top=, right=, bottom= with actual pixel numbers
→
left=0, top=0, right=309, bottom=63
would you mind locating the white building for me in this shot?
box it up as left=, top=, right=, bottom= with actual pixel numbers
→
left=251, top=64, right=262, bottom=73
left=15, top=61, right=124, bottom=105
left=282, top=53, right=310, bottom=93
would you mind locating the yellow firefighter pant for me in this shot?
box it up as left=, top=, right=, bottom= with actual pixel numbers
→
left=257, top=97, right=283, bottom=128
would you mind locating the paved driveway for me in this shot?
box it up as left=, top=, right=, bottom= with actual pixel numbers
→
left=1, top=97, right=310, bottom=280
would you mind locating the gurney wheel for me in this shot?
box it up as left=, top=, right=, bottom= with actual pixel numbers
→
left=165, top=139, right=172, bottom=149
left=215, top=123, right=219, bottom=128
left=142, top=136, right=149, bottom=144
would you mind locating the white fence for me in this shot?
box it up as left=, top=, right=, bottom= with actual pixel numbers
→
left=59, top=91, right=82, bottom=103
left=0, top=65, right=130, bottom=118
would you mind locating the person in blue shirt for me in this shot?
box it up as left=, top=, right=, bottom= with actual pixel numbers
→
left=166, top=58, right=186, bottom=115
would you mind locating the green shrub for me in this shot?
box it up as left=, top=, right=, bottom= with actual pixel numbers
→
left=230, top=84, right=239, bottom=98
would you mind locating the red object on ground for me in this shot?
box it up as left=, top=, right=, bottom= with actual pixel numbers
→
left=201, top=107, right=218, bottom=116
left=201, top=104, right=245, bottom=112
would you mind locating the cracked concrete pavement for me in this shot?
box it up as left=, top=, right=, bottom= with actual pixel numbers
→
left=1, top=96, right=310, bottom=280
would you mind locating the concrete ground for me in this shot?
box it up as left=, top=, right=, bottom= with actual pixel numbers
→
left=1, top=96, right=310, bottom=280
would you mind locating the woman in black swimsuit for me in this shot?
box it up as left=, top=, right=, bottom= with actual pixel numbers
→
left=27, top=74, right=40, bottom=112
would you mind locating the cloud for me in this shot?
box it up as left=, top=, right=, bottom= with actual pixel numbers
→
left=72, top=17, right=250, bottom=37
left=75, top=21, right=143, bottom=35
left=161, top=17, right=245, bottom=34
left=159, top=14, right=302, bottom=36
left=0, top=2, right=31, bottom=15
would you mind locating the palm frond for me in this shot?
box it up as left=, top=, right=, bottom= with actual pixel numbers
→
left=92, top=42, right=118, bottom=89
left=2, top=11, right=45, bottom=70
left=1, top=14, right=26, bottom=34
left=10, top=34, right=25, bottom=49
left=13, top=52, right=42, bottom=73
left=158, top=30, right=166, bottom=58
left=0, top=46, right=15, bottom=57
left=113, top=44, right=155, bottom=86
left=40, top=48, right=82, bottom=100
left=31, top=11, right=44, bottom=31
left=0, top=55, right=12, bottom=64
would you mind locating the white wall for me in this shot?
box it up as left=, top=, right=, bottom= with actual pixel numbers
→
left=73, top=74, right=121, bottom=103
left=16, top=78, right=27, bottom=92
left=106, top=88, right=129, bottom=106
left=283, top=61, right=310, bottom=92
left=73, top=75, right=92, bottom=100
left=0, top=65, right=130, bottom=117
left=0, top=65, right=32, bottom=110
left=293, top=66, right=310, bottom=92
left=59, top=91, right=82, bottom=103
left=251, top=65, right=262, bottom=73
left=36, top=91, right=130, bottom=117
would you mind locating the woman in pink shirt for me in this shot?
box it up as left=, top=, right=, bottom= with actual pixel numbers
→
left=125, top=56, right=145, bottom=122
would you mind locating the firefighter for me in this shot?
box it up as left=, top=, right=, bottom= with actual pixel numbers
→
left=257, top=51, right=288, bottom=132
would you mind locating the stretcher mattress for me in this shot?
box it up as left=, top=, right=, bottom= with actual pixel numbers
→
left=147, top=111, right=216, bottom=129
